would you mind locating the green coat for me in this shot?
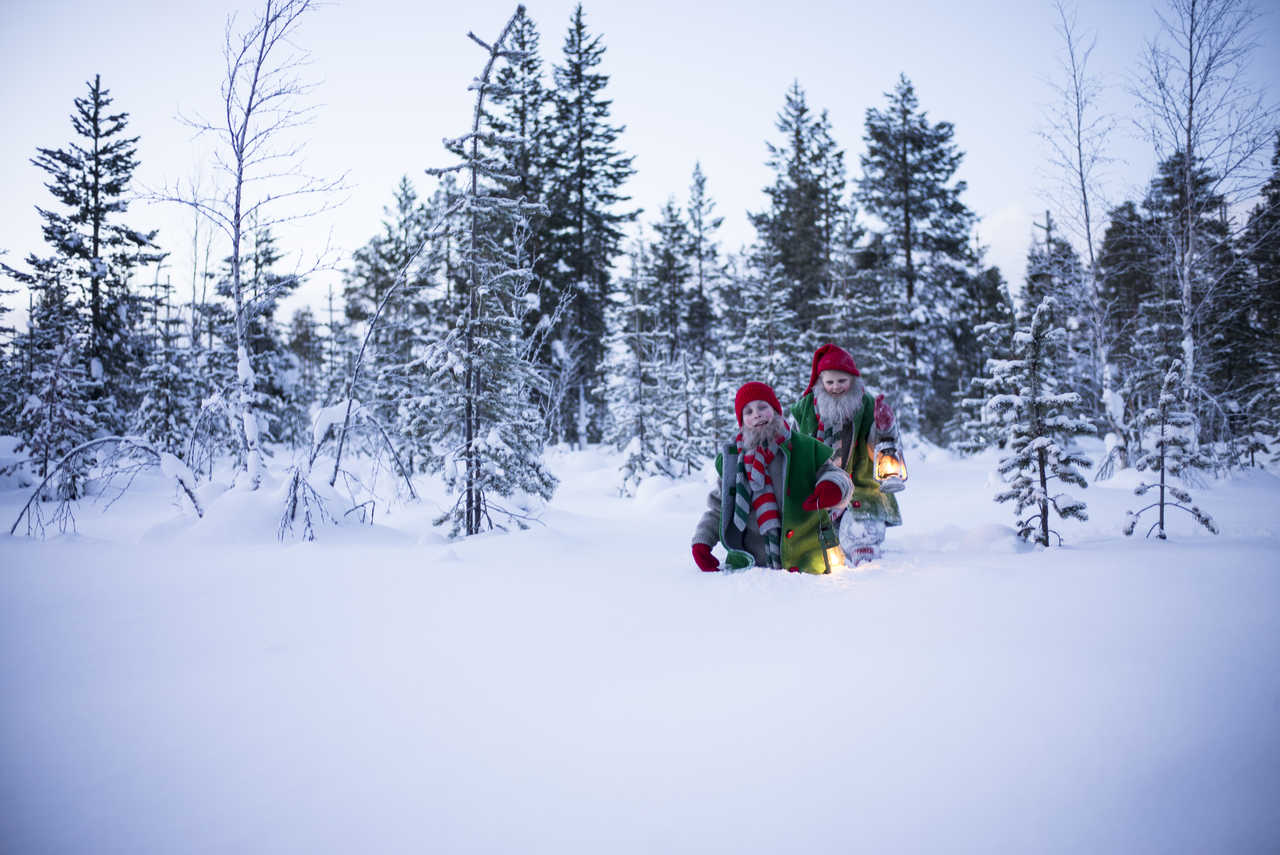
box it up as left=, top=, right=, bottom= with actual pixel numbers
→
left=790, top=391, right=902, bottom=527
left=713, top=430, right=837, bottom=574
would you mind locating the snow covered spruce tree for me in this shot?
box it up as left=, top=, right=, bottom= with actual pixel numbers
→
left=602, top=211, right=705, bottom=493
left=807, top=204, right=866, bottom=345
left=991, top=297, right=1095, bottom=546
left=9, top=274, right=96, bottom=499
left=0, top=254, right=15, bottom=436
left=2, top=75, right=162, bottom=432
left=603, top=241, right=668, bottom=494
left=944, top=256, right=1017, bottom=448
left=683, top=163, right=734, bottom=462
left=341, top=177, right=439, bottom=463
left=1241, top=134, right=1280, bottom=462
left=857, top=74, right=980, bottom=437
left=739, top=246, right=804, bottom=400
left=225, top=225, right=307, bottom=450
left=284, top=306, right=326, bottom=449
left=685, top=162, right=721, bottom=364
left=482, top=6, right=550, bottom=298
left=1019, top=216, right=1099, bottom=418
left=131, top=272, right=197, bottom=456
left=1124, top=359, right=1219, bottom=539
left=421, top=6, right=562, bottom=537
left=949, top=312, right=1018, bottom=454
left=750, top=81, right=849, bottom=343
left=1095, top=200, right=1158, bottom=472
left=541, top=3, right=637, bottom=444
left=646, top=198, right=704, bottom=476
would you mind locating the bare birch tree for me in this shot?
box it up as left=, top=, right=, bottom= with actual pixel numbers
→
left=1135, top=0, right=1276, bottom=417
left=159, top=0, right=343, bottom=489
left=1040, top=0, right=1119, bottom=459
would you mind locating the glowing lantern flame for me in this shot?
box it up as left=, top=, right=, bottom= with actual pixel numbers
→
left=874, top=440, right=908, bottom=493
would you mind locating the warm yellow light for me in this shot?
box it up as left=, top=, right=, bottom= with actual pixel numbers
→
left=875, top=451, right=906, bottom=481
left=825, top=545, right=847, bottom=570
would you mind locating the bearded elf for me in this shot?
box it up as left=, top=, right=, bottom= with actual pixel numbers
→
left=691, top=382, right=852, bottom=574
left=790, top=344, right=903, bottom=566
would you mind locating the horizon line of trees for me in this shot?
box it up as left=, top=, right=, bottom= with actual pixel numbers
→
left=1, top=0, right=1276, bottom=540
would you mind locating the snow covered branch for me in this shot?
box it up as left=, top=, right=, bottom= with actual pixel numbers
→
left=9, top=437, right=204, bottom=539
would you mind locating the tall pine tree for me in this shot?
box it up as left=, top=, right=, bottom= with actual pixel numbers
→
left=421, top=8, right=561, bottom=536
left=857, top=73, right=976, bottom=437
left=751, top=82, right=848, bottom=336
left=685, top=161, right=722, bottom=363
left=542, top=3, right=637, bottom=445
left=3, top=75, right=162, bottom=431
left=1241, top=134, right=1280, bottom=462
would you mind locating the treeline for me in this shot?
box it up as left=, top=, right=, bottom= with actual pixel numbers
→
left=1, top=0, right=1276, bottom=537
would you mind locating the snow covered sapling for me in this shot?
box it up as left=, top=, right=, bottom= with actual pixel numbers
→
left=1124, top=360, right=1218, bottom=539
left=159, top=0, right=343, bottom=491
left=9, top=436, right=203, bottom=538
left=279, top=201, right=455, bottom=540
left=991, top=297, right=1094, bottom=546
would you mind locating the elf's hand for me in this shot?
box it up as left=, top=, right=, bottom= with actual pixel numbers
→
left=692, top=543, right=721, bottom=572
left=802, top=480, right=842, bottom=511
left=874, top=394, right=894, bottom=432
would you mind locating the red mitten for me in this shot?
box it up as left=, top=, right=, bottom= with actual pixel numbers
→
left=692, top=543, right=721, bottom=572
left=802, top=480, right=842, bottom=511
left=874, top=394, right=894, bottom=432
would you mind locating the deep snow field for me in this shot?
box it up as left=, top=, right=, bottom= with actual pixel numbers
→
left=2, top=439, right=1279, bottom=854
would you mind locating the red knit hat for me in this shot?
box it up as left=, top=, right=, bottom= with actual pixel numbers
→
left=734, top=381, right=782, bottom=425
left=803, top=343, right=860, bottom=396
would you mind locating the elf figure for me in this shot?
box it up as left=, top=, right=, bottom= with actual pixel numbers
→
left=790, top=344, right=904, bottom=566
left=691, top=382, right=852, bottom=574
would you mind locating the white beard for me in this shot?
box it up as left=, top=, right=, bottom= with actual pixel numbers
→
left=813, top=381, right=864, bottom=432
left=741, top=411, right=783, bottom=450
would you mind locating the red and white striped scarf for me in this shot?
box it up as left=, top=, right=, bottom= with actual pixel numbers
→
left=734, top=420, right=791, bottom=567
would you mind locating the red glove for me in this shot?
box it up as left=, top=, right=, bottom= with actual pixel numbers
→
left=692, top=543, right=720, bottom=572
left=802, top=480, right=843, bottom=511
left=874, top=394, right=894, bottom=432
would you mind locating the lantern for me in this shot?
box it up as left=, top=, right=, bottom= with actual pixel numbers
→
left=874, top=439, right=908, bottom=493
left=819, top=516, right=845, bottom=574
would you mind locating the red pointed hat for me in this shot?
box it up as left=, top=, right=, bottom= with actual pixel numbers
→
left=734, top=381, right=782, bottom=425
left=803, top=343, right=860, bottom=396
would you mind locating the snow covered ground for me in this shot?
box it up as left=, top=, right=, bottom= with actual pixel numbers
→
left=2, top=442, right=1279, bottom=854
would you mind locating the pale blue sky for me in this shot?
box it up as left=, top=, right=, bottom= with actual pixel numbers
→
left=2, top=0, right=1277, bottom=323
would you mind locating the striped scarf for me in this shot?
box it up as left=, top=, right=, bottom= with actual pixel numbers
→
left=733, top=421, right=790, bottom=568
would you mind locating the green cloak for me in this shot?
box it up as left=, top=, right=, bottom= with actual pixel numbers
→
left=790, top=391, right=902, bottom=527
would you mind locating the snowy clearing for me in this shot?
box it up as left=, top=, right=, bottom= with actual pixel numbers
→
left=2, top=443, right=1279, bottom=854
